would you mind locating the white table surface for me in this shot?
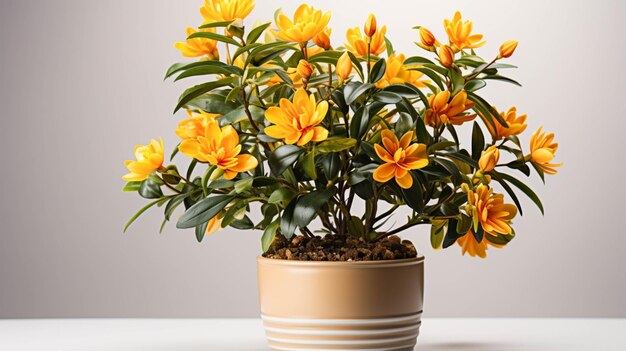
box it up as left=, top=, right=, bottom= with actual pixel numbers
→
left=0, top=318, right=624, bottom=350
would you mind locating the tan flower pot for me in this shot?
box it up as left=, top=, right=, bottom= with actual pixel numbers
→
left=257, top=256, right=424, bottom=351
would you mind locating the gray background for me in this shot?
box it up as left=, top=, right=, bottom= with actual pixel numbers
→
left=1, top=0, right=625, bottom=318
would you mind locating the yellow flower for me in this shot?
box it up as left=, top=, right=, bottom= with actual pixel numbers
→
left=123, top=138, right=164, bottom=182
left=478, top=145, right=499, bottom=172
left=375, top=54, right=428, bottom=89
left=313, top=28, right=332, bottom=49
left=345, top=25, right=386, bottom=56
left=174, top=27, right=219, bottom=59
left=264, top=88, right=329, bottom=146
left=457, top=230, right=503, bottom=258
left=296, top=59, right=314, bottom=80
left=175, top=110, right=220, bottom=140
left=499, top=40, right=518, bottom=59
left=424, top=90, right=476, bottom=127
left=275, top=4, right=331, bottom=44
left=417, top=27, right=438, bottom=50
left=179, top=121, right=258, bottom=180
left=438, top=45, right=455, bottom=68
left=443, top=11, right=485, bottom=50
left=200, top=0, right=255, bottom=23
left=373, top=130, right=429, bottom=189
left=336, top=51, right=353, bottom=83
left=529, top=126, right=562, bottom=175
left=482, top=106, right=527, bottom=140
left=364, top=14, right=377, bottom=37
left=465, top=184, right=517, bottom=236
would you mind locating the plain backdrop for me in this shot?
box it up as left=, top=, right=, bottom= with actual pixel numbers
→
left=1, top=0, right=625, bottom=318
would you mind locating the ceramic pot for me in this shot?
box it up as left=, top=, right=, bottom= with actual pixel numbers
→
left=257, top=256, right=424, bottom=351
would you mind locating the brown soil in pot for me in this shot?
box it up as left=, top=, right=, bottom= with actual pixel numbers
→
left=263, top=234, right=417, bottom=261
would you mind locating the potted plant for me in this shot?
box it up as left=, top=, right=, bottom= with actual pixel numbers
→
left=122, top=1, right=562, bottom=349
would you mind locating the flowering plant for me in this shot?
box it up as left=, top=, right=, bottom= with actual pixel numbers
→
left=123, top=0, right=561, bottom=258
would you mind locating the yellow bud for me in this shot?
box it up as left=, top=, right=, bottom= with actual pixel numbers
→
left=313, top=28, right=331, bottom=50
left=438, top=45, right=455, bottom=68
left=297, top=59, right=314, bottom=80
left=419, top=27, right=436, bottom=47
left=498, top=40, right=518, bottom=59
left=478, top=145, right=500, bottom=172
left=336, top=51, right=353, bottom=83
left=364, top=14, right=377, bottom=37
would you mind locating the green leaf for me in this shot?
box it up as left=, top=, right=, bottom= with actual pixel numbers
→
left=350, top=105, right=370, bottom=139
left=404, top=56, right=435, bottom=66
left=195, top=221, right=208, bottom=242
left=414, top=67, right=444, bottom=90
left=482, top=75, right=522, bottom=87
left=198, top=20, right=234, bottom=29
left=494, top=171, right=544, bottom=215
left=268, top=188, right=295, bottom=206
left=300, top=151, right=317, bottom=180
left=432, top=158, right=462, bottom=186
left=471, top=121, right=485, bottom=161
left=370, top=58, right=386, bottom=83
left=176, top=194, right=236, bottom=229
left=230, top=216, right=254, bottom=230
left=293, top=189, right=335, bottom=228
left=174, top=64, right=242, bottom=81
left=280, top=199, right=298, bottom=239
left=234, top=177, right=254, bottom=193
left=430, top=222, right=445, bottom=249
left=139, top=178, right=163, bottom=199
left=123, top=196, right=172, bottom=232
left=316, top=138, right=357, bottom=153
left=373, top=91, right=402, bottom=104
left=261, top=220, right=280, bottom=252
left=347, top=51, right=364, bottom=81
left=466, top=91, right=509, bottom=127
left=164, top=191, right=199, bottom=221
left=307, top=50, right=343, bottom=64
left=246, top=22, right=271, bottom=44
left=344, top=83, right=374, bottom=105
left=320, top=153, right=341, bottom=180
left=269, top=144, right=303, bottom=176
left=122, top=181, right=141, bottom=192
left=188, top=31, right=241, bottom=46
left=348, top=216, right=366, bottom=238
left=448, top=67, right=465, bottom=96
left=401, top=172, right=424, bottom=212
left=456, top=214, right=472, bottom=234
left=174, top=77, right=235, bottom=113
left=384, top=36, right=395, bottom=57
left=442, top=219, right=461, bottom=248
left=465, top=79, right=486, bottom=92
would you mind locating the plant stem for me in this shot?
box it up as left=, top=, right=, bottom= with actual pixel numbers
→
left=241, top=88, right=260, bottom=132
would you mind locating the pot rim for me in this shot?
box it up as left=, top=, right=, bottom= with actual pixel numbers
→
left=257, top=255, right=424, bottom=267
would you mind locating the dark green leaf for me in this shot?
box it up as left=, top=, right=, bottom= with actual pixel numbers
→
left=373, top=91, right=402, bottom=104
left=188, top=31, right=240, bottom=46
left=246, top=22, right=271, bottom=44
left=293, top=189, right=335, bottom=228
left=139, top=178, right=163, bottom=199
left=198, top=20, right=234, bottom=29
left=471, top=121, right=485, bottom=161
left=261, top=220, right=280, bottom=252
left=123, top=196, right=172, bottom=232
left=401, top=172, right=424, bottom=212
left=174, top=77, right=235, bottom=113
left=345, top=83, right=374, bottom=105
left=122, top=181, right=141, bottom=192
left=494, top=171, right=544, bottom=215
left=176, top=194, right=236, bottom=229
left=442, top=219, right=461, bottom=248
left=482, top=75, right=522, bottom=86
left=370, top=58, right=386, bottom=83
left=280, top=199, right=298, bottom=239
left=432, top=158, right=463, bottom=186
left=269, top=145, right=303, bottom=176
left=316, top=138, right=357, bottom=153
left=195, top=221, right=208, bottom=242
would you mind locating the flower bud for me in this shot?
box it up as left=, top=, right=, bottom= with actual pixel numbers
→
left=364, top=14, right=377, bottom=37
left=297, top=59, right=314, bottom=80
left=419, top=27, right=436, bottom=47
left=336, top=51, right=352, bottom=83
left=498, top=40, right=518, bottom=59
left=313, top=28, right=331, bottom=50
left=438, top=45, right=455, bottom=67
left=478, top=145, right=500, bottom=172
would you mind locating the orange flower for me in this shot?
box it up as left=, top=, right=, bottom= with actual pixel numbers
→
left=483, top=106, right=527, bottom=140
left=206, top=213, right=223, bottom=235
left=499, top=40, right=518, bottom=59
left=457, top=231, right=503, bottom=258
left=417, top=27, right=438, bottom=50
left=175, top=110, right=220, bottom=140
left=345, top=25, right=386, bottom=56
left=267, top=68, right=305, bottom=88
left=529, top=127, right=562, bottom=175
left=296, top=60, right=314, bottom=79
left=438, top=45, right=455, bottom=68
left=174, top=27, right=219, bottom=59
left=424, top=90, right=476, bottom=127
left=313, top=28, right=331, bottom=49
left=373, top=130, right=429, bottom=189
left=364, top=14, right=377, bottom=37
left=375, top=54, right=428, bottom=89
left=336, top=51, right=353, bottom=83
left=465, top=184, right=517, bottom=236
left=478, top=145, right=499, bottom=172
left=443, top=11, right=485, bottom=50
left=264, top=88, right=329, bottom=146
left=179, top=121, right=258, bottom=180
